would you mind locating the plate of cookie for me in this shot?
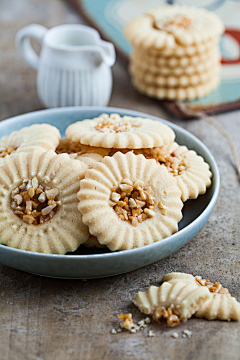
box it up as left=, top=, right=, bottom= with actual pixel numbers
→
left=0, top=107, right=220, bottom=278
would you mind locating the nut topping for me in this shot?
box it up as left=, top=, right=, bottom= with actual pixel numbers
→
left=155, top=14, right=192, bottom=31
left=11, top=177, right=59, bottom=225
left=153, top=307, right=180, bottom=327
left=110, top=179, right=156, bottom=226
left=195, top=276, right=229, bottom=294
left=0, top=145, right=18, bottom=159
left=95, top=114, right=140, bottom=133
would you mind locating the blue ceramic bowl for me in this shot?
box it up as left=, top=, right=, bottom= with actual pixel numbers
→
left=0, top=107, right=220, bottom=278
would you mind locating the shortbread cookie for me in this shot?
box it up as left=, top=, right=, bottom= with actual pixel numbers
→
left=0, top=150, right=89, bottom=254
left=78, top=152, right=183, bottom=251
left=102, top=143, right=211, bottom=201
left=83, top=235, right=107, bottom=249
left=66, top=113, right=175, bottom=149
left=162, top=273, right=240, bottom=321
left=145, top=38, right=219, bottom=57
left=133, top=280, right=210, bottom=323
left=132, top=143, right=211, bottom=202
left=131, top=48, right=221, bottom=69
left=124, top=5, right=224, bottom=50
left=132, top=75, right=219, bottom=101
left=56, top=138, right=108, bottom=168
left=0, top=124, right=61, bottom=166
left=130, top=63, right=220, bottom=87
left=130, top=55, right=220, bottom=77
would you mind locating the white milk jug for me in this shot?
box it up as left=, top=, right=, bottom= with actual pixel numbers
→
left=16, top=24, right=116, bottom=108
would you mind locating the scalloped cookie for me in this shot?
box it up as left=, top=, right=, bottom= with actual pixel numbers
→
left=130, top=48, right=221, bottom=69
left=0, top=150, right=89, bottom=254
left=132, top=75, right=219, bottom=101
left=56, top=138, right=108, bottom=169
left=0, top=124, right=61, bottom=166
left=162, top=273, right=240, bottom=321
left=130, top=63, right=220, bottom=87
left=78, top=152, right=183, bottom=251
left=133, top=280, right=211, bottom=325
left=65, top=113, right=175, bottom=149
left=124, top=5, right=224, bottom=50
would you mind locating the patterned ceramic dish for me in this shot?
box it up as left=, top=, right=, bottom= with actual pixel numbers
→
left=0, top=107, right=220, bottom=278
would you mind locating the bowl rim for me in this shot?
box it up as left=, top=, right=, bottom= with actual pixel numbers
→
left=0, top=106, right=220, bottom=260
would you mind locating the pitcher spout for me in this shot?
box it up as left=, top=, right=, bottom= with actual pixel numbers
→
left=97, top=40, right=116, bottom=67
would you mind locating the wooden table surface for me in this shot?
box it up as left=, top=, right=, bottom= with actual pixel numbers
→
left=1, top=1, right=240, bottom=359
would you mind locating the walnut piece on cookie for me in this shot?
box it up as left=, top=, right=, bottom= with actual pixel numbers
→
left=78, top=152, right=183, bottom=251
left=0, top=124, right=61, bottom=166
left=0, top=150, right=89, bottom=254
left=65, top=113, right=175, bottom=149
left=162, top=273, right=240, bottom=321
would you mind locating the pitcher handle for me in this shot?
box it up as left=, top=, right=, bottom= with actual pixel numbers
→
left=16, top=24, right=47, bottom=70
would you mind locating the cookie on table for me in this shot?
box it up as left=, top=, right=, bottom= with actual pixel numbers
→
left=133, top=280, right=211, bottom=325
left=0, top=150, right=89, bottom=254
left=0, top=124, right=61, bottom=166
left=65, top=113, right=175, bottom=149
left=78, top=151, right=183, bottom=251
left=124, top=5, right=224, bottom=50
left=162, top=273, right=240, bottom=321
left=132, top=75, right=219, bottom=101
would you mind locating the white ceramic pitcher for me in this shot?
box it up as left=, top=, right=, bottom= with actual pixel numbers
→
left=16, top=24, right=116, bottom=108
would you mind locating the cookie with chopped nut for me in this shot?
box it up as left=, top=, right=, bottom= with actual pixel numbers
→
left=0, top=150, right=89, bottom=254
left=56, top=138, right=109, bottom=169
left=0, top=124, right=61, bottom=166
left=162, top=272, right=240, bottom=321
left=78, top=151, right=183, bottom=251
left=133, top=280, right=211, bottom=326
left=124, top=5, right=224, bottom=51
left=65, top=113, right=175, bottom=149
left=108, top=142, right=212, bottom=202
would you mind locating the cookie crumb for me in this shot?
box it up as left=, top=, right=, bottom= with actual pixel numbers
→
left=148, top=330, right=156, bottom=337
left=172, top=332, right=179, bottom=338
left=183, top=329, right=192, bottom=338
left=111, top=329, right=117, bottom=334
left=145, top=317, right=151, bottom=324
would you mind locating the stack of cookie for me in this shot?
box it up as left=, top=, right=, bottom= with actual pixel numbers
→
left=124, top=5, right=224, bottom=100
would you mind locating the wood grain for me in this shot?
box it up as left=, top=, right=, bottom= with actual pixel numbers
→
left=0, top=1, right=240, bottom=359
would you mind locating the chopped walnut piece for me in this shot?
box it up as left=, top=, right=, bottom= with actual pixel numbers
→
left=110, top=179, right=156, bottom=225
left=118, top=313, right=134, bottom=330
left=94, top=116, right=140, bottom=133
left=11, top=179, right=60, bottom=225
left=0, top=145, right=18, bottom=158
left=153, top=307, right=180, bottom=327
left=155, top=14, right=192, bottom=31
left=195, top=276, right=229, bottom=294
